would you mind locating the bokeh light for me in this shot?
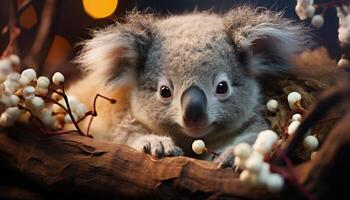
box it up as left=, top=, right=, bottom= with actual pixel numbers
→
left=45, top=35, right=71, bottom=66
left=82, top=0, right=118, bottom=19
left=18, top=4, right=37, bottom=29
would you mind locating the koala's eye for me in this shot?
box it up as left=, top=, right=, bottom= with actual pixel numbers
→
left=216, top=81, right=229, bottom=95
left=159, top=86, right=172, bottom=99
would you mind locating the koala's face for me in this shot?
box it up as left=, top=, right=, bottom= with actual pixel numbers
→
left=130, top=14, right=260, bottom=138
left=78, top=7, right=306, bottom=139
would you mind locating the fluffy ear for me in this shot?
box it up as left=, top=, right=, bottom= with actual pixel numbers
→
left=224, top=6, right=310, bottom=76
left=74, top=11, right=153, bottom=88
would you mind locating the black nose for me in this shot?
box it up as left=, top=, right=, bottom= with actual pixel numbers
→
left=181, top=86, right=208, bottom=126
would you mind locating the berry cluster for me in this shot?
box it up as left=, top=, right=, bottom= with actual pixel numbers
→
left=268, top=91, right=319, bottom=154
left=295, top=0, right=323, bottom=28
left=0, top=54, right=115, bottom=136
left=295, top=1, right=350, bottom=67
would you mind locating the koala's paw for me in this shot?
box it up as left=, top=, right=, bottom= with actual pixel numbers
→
left=131, top=135, right=183, bottom=158
left=213, top=146, right=235, bottom=168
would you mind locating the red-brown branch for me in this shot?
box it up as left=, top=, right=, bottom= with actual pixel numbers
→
left=23, top=0, right=58, bottom=73
left=86, top=94, right=116, bottom=136
left=1, top=0, right=20, bottom=58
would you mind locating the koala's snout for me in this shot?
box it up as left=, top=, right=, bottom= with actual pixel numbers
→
left=181, top=86, right=208, bottom=128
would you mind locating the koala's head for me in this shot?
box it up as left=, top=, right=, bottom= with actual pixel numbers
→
left=76, top=7, right=308, bottom=138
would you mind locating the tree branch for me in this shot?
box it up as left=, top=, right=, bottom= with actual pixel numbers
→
left=23, top=0, right=58, bottom=73
left=0, top=126, right=272, bottom=199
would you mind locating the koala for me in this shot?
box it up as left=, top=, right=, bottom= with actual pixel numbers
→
left=68, top=6, right=308, bottom=167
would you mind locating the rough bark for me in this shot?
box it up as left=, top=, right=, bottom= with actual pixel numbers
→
left=0, top=126, right=272, bottom=199
left=297, top=111, right=350, bottom=200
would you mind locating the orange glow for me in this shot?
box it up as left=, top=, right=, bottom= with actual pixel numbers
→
left=45, top=35, right=71, bottom=66
left=82, top=0, right=118, bottom=19
left=18, top=4, right=37, bottom=29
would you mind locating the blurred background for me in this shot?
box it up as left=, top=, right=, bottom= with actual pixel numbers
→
left=0, top=0, right=341, bottom=81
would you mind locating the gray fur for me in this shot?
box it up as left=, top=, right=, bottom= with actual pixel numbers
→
left=73, top=7, right=308, bottom=166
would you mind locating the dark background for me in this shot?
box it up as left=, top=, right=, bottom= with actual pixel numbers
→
left=0, top=0, right=341, bottom=75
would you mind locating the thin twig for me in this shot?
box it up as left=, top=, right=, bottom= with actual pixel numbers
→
left=86, top=94, right=116, bottom=136
left=60, top=85, right=85, bottom=136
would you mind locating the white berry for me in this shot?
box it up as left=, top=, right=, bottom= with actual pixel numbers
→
left=292, top=113, right=302, bottom=121
left=253, top=130, right=278, bottom=155
left=257, top=163, right=271, bottom=186
left=0, top=113, right=12, bottom=127
left=239, top=170, right=252, bottom=185
left=10, top=95, right=20, bottom=106
left=37, top=76, right=50, bottom=88
left=8, top=73, right=20, bottom=82
left=40, top=109, right=55, bottom=127
left=192, top=139, right=206, bottom=154
left=23, top=86, right=36, bottom=101
left=303, top=135, right=319, bottom=151
left=21, top=68, right=37, bottom=81
left=245, top=155, right=263, bottom=173
left=306, top=5, right=315, bottom=17
left=249, top=151, right=264, bottom=161
left=4, top=80, right=19, bottom=94
left=0, top=107, right=21, bottom=127
left=234, top=143, right=252, bottom=159
left=19, top=75, right=31, bottom=86
left=0, top=59, right=12, bottom=75
left=0, top=95, right=12, bottom=107
left=287, top=92, right=302, bottom=110
left=287, top=121, right=300, bottom=135
left=311, top=15, right=324, bottom=28
left=266, top=99, right=278, bottom=113
left=310, top=151, right=318, bottom=160
left=35, top=87, right=48, bottom=95
left=337, top=58, right=349, bottom=67
left=295, top=5, right=307, bottom=20
left=52, top=72, right=64, bottom=85
left=8, top=54, right=20, bottom=65
left=257, top=130, right=278, bottom=141
left=266, top=173, right=284, bottom=192
left=29, top=96, right=45, bottom=111
left=5, top=107, right=21, bottom=119
left=298, top=0, right=313, bottom=7
left=73, top=103, right=88, bottom=118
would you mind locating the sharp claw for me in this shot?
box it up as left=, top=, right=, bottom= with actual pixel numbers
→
left=141, top=139, right=183, bottom=158
left=143, top=142, right=151, bottom=154
left=155, top=141, right=165, bottom=158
